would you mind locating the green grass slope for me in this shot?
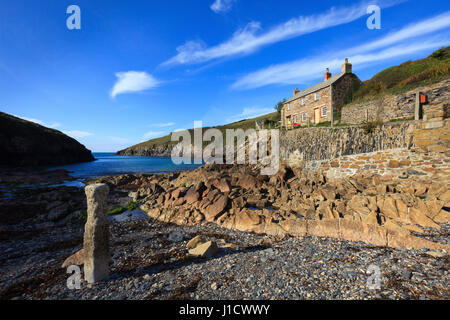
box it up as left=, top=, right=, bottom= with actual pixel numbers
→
left=346, top=46, right=450, bottom=104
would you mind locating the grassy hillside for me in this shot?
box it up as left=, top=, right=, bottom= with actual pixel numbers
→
left=117, top=112, right=280, bottom=155
left=346, top=46, right=450, bottom=104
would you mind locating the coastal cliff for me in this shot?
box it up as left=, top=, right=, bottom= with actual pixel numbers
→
left=0, top=112, right=95, bottom=167
left=117, top=145, right=173, bottom=157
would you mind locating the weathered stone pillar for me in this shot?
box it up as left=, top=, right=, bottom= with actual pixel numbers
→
left=84, top=183, right=110, bottom=284
left=415, top=91, right=422, bottom=120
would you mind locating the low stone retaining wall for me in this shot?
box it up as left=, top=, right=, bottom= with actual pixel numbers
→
left=289, top=118, right=450, bottom=180
left=307, top=147, right=449, bottom=180
left=340, top=78, right=450, bottom=124
left=280, top=121, right=416, bottom=164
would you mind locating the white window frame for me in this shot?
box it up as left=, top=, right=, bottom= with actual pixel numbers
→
left=321, top=106, right=327, bottom=117
left=294, top=114, right=298, bottom=123
left=314, top=92, right=319, bottom=101
left=287, top=103, right=290, bottom=110
left=302, top=112, right=306, bottom=122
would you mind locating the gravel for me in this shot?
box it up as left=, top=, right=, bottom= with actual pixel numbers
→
left=1, top=215, right=448, bottom=300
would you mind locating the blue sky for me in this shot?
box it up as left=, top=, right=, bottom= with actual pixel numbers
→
left=0, top=0, right=449, bottom=152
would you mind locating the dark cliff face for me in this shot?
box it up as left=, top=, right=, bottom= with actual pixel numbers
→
left=0, top=112, right=95, bottom=167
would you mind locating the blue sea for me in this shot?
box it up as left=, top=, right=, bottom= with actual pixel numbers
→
left=48, top=152, right=201, bottom=181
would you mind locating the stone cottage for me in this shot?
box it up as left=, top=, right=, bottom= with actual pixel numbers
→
left=282, top=59, right=360, bottom=129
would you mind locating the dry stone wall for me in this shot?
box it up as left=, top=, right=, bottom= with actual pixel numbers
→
left=341, top=78, right=450, bottom=124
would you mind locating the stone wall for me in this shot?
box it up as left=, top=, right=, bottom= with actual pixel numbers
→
left=310, top=146, right=449, bottom=181
left=341, top=78, right=450, bottom=124
left=281, top=118, right=450, bottom=180
left=280, top=121, right=416, bottom=164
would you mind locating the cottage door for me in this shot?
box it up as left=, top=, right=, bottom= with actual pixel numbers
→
left=314, top=108, right=320, bottom=124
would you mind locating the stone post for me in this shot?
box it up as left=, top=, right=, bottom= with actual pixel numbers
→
left=415, top=91, right=422, bottom=120
left=84, top=183, right=110, bottom=284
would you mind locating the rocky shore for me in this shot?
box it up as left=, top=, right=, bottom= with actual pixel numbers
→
left=94, top=164, right=450, bottom=252
left=0, top=164, right=448, bottom=300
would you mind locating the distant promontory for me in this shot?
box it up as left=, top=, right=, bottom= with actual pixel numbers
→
left=0, top=112, right=95, bottom=167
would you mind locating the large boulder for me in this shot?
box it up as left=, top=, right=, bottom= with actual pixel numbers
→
left=188, top=241, right=219, bottom=258
left=186, top=235, right=205, bottom=249
left=203, top=195, right=228, bottom=221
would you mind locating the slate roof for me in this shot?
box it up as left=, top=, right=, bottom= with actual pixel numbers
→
left=286, top=72, right=346, bottom=103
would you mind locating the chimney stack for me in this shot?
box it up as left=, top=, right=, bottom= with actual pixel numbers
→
left=293, top=88, right=300, bottom=95
left=324, top=68, right=332, bottom=80
left=342, top=58, right=352, bottom=74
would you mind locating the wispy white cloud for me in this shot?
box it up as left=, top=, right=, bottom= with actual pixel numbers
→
left=163, top=1, right=399, bottom=67
left=210, top=0, right=234, bottom=13
left=150, top=122, right=176, bottom=128
left=226, top=106, right=275, bottom=122
left=64, top=130, right=93, bottom=139
left=352, top=11, right=450, bottom=53
left=110, top=71, right=159, bottom=98
left=232, top=12, right=450, bottom=90
left=14, top=115, right=61, bottom=129
left=142, top=131, right=166, bottom=140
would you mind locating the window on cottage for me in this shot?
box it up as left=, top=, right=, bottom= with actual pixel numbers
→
left=314, top=92, right=319, bottom=101
left=321, top=106, right=327, bottom=117
left=294, top=114, right=298, bottom=123
left=302, top=112, right=306, bottom=122
left=302, top=97, right=305, bottom=105
left=287, top=103, right=290, bottom=110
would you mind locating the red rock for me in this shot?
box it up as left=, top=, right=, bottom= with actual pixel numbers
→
left=61, top=249, right=84, bottom=268
left=203, top=195, right=228, bottom=221
left=212, top=178, right=231, bottom=193
left=409, top=208, right=440, bottom=229
left=171, top=189, right=182, bottom=199
left=184, top=187, right=200, bottom=205
left=237, top=175, right=259, bottom=190
left=235, top=209, right=263, bottom=231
